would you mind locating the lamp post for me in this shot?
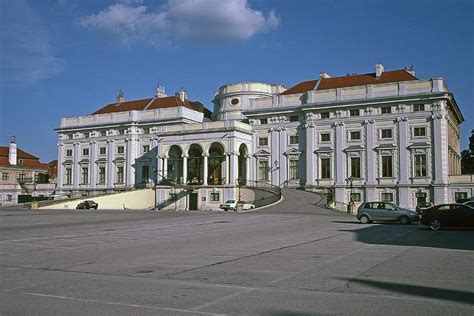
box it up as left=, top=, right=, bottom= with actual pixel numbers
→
left=347, top=176, right=354, bottom=214
left=236, top=178, right=242, bottom=203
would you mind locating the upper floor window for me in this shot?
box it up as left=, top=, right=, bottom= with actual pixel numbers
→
left=118, top=129, right=125, bottom=135
left=381, top=106, right=392, bottom=114
left=321, top=158, right=331, bottom=179
left=321, top=112, right=330, bottom=119
left=81, top=167, right=89, bottom=184
left=100, top=131, right=107, bottom=137
left=258, top=160, right=269, bottom=181
left=98, top=166, right=106, bottom=184
left=381, top=155, right=393, bottom=177
left=18, top=159, right=23, bottom=165
left=65, top=168, right=72, bottom=185
left=260, top=118, right=268, bottom=124
left=66, top=149, right=73, bottom=157
left=84, top=132, right=89, bottom=138
left=143, top=145, right=150, bottom=153
left=99, top=147, right=106, bottom=155
left=2, top=172, right=9, bottom=181
left=413, top=127, right=426, bottom=137
left=289, top=159, right=299, bottom=179
left=143, top=128, right=150, bottom=134
left=117, top=146, right=124, bottom=154
left=289, top=115, right=299, bottom=122
left=82, top=148, right=89, bottom=156
left=320, top=133, right=330, bottom=142
left=414, top=154, right=427, bottom=177
left=350, top=109, right=360, bottom=117
left=381, top=129, right=393, bottom=139
left=258, top=137, right=268, bottom=146
left=289, top=135, right=299, bottom=145
left=413, top=104, right=425, bottom=112
left=350, top=131, right=361, bottom=140
left=350, top=157, right=361, bottom=178
left=67, top=134, right=73, bottom=139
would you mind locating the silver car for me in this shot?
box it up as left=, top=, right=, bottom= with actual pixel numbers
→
left=357, top=202, right=420, bottom=224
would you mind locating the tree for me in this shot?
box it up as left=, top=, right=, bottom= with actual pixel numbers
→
left=461, top=129, right=474, bottom=174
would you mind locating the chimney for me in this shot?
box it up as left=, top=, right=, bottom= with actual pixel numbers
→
left=407, top=65, right=415, bottom=76
left=155, top=85, right=167, bottom=98
left=375, top=63, right=384, bottom=78
left=9, top=140, right=17, bottom=166
left=116, top=90, right=125, bottom=104
left=176, top=87, right=187, bottom=102
left=319, top=72, right=331, bottom=79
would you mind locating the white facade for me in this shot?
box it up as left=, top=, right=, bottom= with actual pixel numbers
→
left=55, top=66, right=468, bottom=211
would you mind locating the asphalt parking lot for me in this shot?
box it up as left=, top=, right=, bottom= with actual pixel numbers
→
left=1, top=191, right=473, bottom=315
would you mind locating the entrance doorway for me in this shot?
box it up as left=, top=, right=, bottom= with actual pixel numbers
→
left=189, top=192, right=198, bottom=210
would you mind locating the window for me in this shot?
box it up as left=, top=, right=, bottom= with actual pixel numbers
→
left=18, top=159, right=23, bottom=165
left=413, top=104, right=425, bottom=112
left=2, top=172, right=9, bottom=181
left=81, top=167, right=89, bottom=184
left=116, top=166, right=124, bottom=183
left=18, top=174, right=25, bottom=183
left=290, top=135, right=299, bottom=144
left=142, top=166, right=149, bottom=182
left=350, top=109, right=360, bottom=117
left=118, top=129, right=125, bottom=135
left=117, top=146, right=124, bottom=154
left=351, top=193, right=361, bottom=202
left=381, top=156, right=393, bottom=177
left=350, top=157, right=361, bottom=178
left=84, top=132, right=89, bottom=138
left=100, top=131, right=106, bottom=137
left=321, top=112, right=330, bottom=119
left=99, top=147, right=106, bottom=155
left=381, top=106, right=391, bottom=114
left=66, top=168, right=72, bottom=185
left=260, top=118, right=267, bottom=124
left=320, top=133, right=330, bottom=142
left=454, top=192, right=468, bottom=203
left=68, top=134, right=73, bottom=139
left=66, top=149, right=72, bottom=157
left=210, top=192, right=220, bottom=202
left=258, top=137, right=268, bottom=146
left=258, top=160, right=269, bottom=181
left=414, top=127, right=426, bottom=137
left=321, top=158, right=331, bottom=179
left=7, top=194, right=12, bottom=201
left=98, top=167, right=106, bottom=184
left=414, top=154, right=427, bottom=177
left=82, top=148, right=89, bottom=156
left=143, top=128, right=150, bottom=134
left=289, top=159, right=299, bottom=179
left=381, top=129, right=393, bottom=139
left=350, top=131, right=361, bottom=140
left=290, top=115, right=299, bottom=122
left=381, top=193, right=394, bottom=202
left=143, top=145, right=150, bottom=153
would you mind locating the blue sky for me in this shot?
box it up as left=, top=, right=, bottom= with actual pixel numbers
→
left=0, top=0, right=473, bottom=162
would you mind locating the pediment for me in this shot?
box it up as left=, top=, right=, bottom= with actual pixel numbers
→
left=254, top=149, right=271, bottom=156
left=284, top=148, right=302, bottom=156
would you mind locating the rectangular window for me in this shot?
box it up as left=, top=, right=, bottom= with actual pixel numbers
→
left=98, top=166, right=106, bottom=184
left=351, top=193, right=361, bottom=202
left=320, top=133, right=330, bottom=142
left=289, top=159, right=299, bottom=179
left=81, top=167, right=88, bottom=184
left=143, top=145, right=150, bottom=153
left=381, top=193, right=394, bottom=202
left=414, top=127, right=426, bottom=137
left=66, top=149, right=72, bottom=157
left=7, top=194, right=12, bottom=201
left=18, top=174, right=25, bottom=183
left=381, top=106, right=391, bottom=114
left=350, top=157, right=361, bottom=178
left=117, top=166, right=124, bottom=183
left=260, top=118, right=267, bottom=124
left=2, top=172, right=9, bottom=181
left=289, top=115, right=299, bottom=122
left=413, top=104, right=425, bottom=112
left=118, top=129, right=125, bottom=135
left=66, top=168, right=72, bottom=185
left=142, top=165, right=149, bottom=182
left=289, top=135, right=299, bottom=144
left=321, top=158, right=331, bottom=179
left=350, top=109, right=360, bottom=117
left=210, top=192, right=220, bottom=202
left=117, top=146, right=124, bottom=154
left=258, top=137, right=268, bottom=146
left=350, top=131, right=361, bottom=140
left=414, top=154, right=427, bottom=177
left=381, top=129, right=393, bottom=139
left=454, top=192, right=468, bottom=203
left=84, top=132, right=89, bottom=138
left=143, top=128, right=150, bottom=134
left=258, top=160, right=269, bottom=181
left=99, top=147, right=106, bottom=155
left=68, top=134, right=73, bottom=139
left=321, top=112, right=330, bottom=119
left=100, top=131, right=106, bottom=137
left=381, top=156, right=393, bottom=177
left=82, top=148, right=89, bottom=156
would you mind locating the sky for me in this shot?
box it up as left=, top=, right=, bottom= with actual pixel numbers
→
left=0, top=0, right=473, bottom=162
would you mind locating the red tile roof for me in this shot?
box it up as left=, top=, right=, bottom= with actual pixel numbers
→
left=0, top=146, right=49, bottom=169
left=0, top=147, right=39, bottom=160
left=92, top=96, right=212, bottom=118
left=281, top=70, right=417, bottom=95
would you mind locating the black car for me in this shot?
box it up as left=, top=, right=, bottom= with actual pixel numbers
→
left=420, top=204, right=474, bottom=230
left=76, top=200, right=98, bottom=210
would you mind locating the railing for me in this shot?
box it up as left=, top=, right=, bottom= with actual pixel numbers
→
left=243, top=180, right=281, bottom=194
left=242, top=180, right=282, bottom=208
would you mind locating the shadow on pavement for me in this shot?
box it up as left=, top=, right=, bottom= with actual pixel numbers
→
left=338, top=277, right=474, bottom=306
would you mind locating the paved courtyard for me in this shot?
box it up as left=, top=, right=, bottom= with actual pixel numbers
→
left=1, top=189, right=473, bottom=315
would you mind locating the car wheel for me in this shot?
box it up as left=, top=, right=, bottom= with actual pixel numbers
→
left=430, top=219, right=441, bottom=231
left=359, top=215, right=370, bottom=224
left=94, top=206, right=98, bottom=210
left=399, top=216, right=410, bottom=225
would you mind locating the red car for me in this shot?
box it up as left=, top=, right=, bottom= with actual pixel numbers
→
left=420, top=204, right=474, bottom=230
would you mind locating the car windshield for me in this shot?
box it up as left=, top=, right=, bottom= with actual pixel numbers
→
left=225, top=200, right=235, bottom=203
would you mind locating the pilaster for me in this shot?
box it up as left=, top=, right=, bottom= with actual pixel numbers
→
left=182, top=154, right=188, bottom=184
left=90, top=141, right=97, bottom=189
left=333, top=122, right=346, bottom=185
left=57, top=142, right=64, bottom=190
left=107, top=139, right=115, bottom=189
left=73, top=142, right=80, bottom=190
left=397, top=117, right=409, bottom=184
left=364, top=119, right=376, bottom=185
left=203, top=153, right=208, bottom=185
left=279, top=127, right=288, bottom=185
left=304, top=122, right=316, bottom=186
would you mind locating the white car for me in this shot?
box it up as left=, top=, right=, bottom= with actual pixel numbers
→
left=219, top=200, right=255, bottom=211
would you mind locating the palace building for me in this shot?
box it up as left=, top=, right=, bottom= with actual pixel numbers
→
left=55, top=64, right=472, bottom=211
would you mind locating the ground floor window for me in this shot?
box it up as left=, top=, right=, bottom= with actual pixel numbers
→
left=81, top=167, right=89, bottom=184
left=258, top=160, right=269, bottom=181
left=381, top=192, right=393, bottom=202
left=289, top=159, right=299, bottom=179
left=454, top=192, right=468, bottom=203
left=98, top=167, right=106, bottom=184
left=7, top=194, right=12, bottom=201
left=351, top=193, right=361, bottom=202
left=66, top=168, right=72, bottom=184
left=116, top=166, right=124, bottom=183
left=210, top=192, right=220, bottom=202
left=142, top=165, right=149, bottom=182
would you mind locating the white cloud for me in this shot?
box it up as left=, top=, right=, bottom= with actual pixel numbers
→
left=80, top=0, right=280, bottom=46
left=0, top=0, right=64, bottom=83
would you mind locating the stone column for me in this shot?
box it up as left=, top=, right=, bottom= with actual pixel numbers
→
left=107, top=139, right=115, bottom=189
left=90, top=141, right=97, bottom=189
left=245, top=154, right=251, bottom=183
left=364, top=119, right=376, bottom=201
left=225, top=153, right=230, bottom=185
left=57, top=142, right=64, bottom=190
left=269, top=128, right=279, bottom=186
left=396, top=117, right=410, bottom=208
left=304, top=122, right=316, bottom=186
left=279, top=127, right=288, bottom=186
left=182, top=154, right=188, bottom=184
left=333, top=122, right=346, bottom=208
left=162, top=155, right=168, bottom=180
left=203, top=153, right=208, bottom=185
left=431, top=112, right=449, bottom=204
left=73, top=142, right=80, bottom=190
left=229, top=152, right=239, bottom=185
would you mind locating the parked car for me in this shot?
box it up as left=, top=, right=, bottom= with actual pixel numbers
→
left=420, top=204, right=474, bottom=230
left=463, top=200, right=474, bottom=209
left=357, top=202, right=420, bottom=224
left=415, top=201, right=434, bottom=214
left=219, top=200, right=255, bottom=211
left=76, top=200, right=98, bottom=210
